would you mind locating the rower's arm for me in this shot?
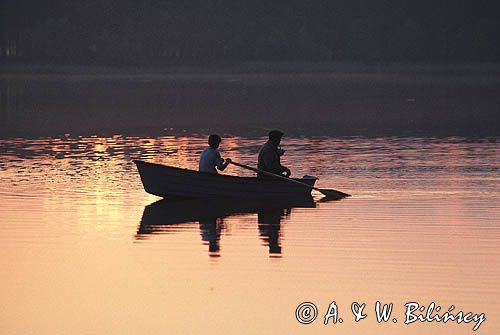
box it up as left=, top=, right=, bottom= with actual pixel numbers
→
left=215, top=152, right=229, bottom=171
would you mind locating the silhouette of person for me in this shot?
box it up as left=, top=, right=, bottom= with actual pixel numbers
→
left=257, top=130, right=291, bottom=178
left=199, top=134, right=231, bottom=173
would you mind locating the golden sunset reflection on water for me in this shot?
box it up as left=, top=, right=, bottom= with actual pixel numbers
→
left=0, top=135, right=499, bottom=334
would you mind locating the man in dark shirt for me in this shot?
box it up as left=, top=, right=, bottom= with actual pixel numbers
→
left=257, top=130, right=291, bottom=178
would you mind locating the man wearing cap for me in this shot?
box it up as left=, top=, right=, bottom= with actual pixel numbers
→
left=199, top=134, right=231, bottom=174
left=257, top=130, right=291, bottom=178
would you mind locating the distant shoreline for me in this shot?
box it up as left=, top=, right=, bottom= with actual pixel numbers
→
left=1, top=62, right=500, bottom=77
left=1, top=62, right=500, bottom=86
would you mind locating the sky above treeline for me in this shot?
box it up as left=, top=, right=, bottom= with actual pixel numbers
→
left=1, top=0, right=499, bottom=65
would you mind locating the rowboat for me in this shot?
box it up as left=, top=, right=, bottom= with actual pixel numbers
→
left=133, top=160, right=318, bottom=199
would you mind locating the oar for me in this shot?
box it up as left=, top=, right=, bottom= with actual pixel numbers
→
left=229, top=161, right=350, bottom=199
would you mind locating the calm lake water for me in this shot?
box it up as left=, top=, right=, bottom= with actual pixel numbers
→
left=1, top=133, right=499, bottom=334
left=1, top=72, right=499, bottom=137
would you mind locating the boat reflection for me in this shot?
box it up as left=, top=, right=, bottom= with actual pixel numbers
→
left=136, top=197, right=316, bottom=257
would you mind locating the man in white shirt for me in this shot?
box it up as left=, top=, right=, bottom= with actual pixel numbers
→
left=199, top=134, right=231, bottom=173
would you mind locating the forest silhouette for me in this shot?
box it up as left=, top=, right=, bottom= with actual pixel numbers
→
left=2, top=0, right=499, bottom=66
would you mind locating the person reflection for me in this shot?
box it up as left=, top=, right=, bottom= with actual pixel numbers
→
left=199, top=217, right=224, bottom=256
left=138, top=198, right=313, bottom=258
left=257, top=207, right=289, bottom=256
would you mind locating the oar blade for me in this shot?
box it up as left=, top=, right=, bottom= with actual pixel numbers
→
left=319, top=188, right=351, bottom=200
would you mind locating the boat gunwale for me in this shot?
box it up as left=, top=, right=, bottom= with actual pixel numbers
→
left=133, top=160, right=317, bottom=182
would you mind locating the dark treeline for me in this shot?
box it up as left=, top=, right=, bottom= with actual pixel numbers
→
left=1, top=0, right=499, bottom=66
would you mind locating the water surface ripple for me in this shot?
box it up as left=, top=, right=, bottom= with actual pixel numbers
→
left=1, top=135, right=499, bottom=334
